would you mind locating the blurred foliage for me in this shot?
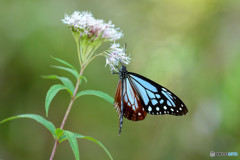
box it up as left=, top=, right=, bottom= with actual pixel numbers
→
left=0, top=0, right=240, bottom=160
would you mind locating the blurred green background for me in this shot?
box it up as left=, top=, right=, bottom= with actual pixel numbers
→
left=1, top=0, right=240, bottom=159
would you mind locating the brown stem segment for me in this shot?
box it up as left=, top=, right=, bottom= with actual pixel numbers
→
left=49, top=67, right=85, bottom=160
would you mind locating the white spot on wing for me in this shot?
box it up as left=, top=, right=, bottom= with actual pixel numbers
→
left=163, top=106, right=167, bottom=110
left=148, top=106, right=152, bottom=112
left=162, top=88, right=167, bottom=91
left=156, top=107, right=160, bottom=111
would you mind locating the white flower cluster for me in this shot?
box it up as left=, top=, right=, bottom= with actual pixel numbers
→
left=106, top=43, right=131, bottom=71
left=62, top=11, right=123, bottom=41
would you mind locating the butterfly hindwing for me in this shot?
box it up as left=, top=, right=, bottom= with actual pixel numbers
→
left=114, top=80, right=122, bottom=118
left=114, top=79, right=147, bottom=121
left=128, top=72, right=188, bottom=116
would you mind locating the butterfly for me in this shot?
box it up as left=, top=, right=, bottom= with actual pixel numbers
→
left=113, top=65, right=188, bottom=135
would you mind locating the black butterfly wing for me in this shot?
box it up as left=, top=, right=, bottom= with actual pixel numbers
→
left=128, top=72, right=188, bottom=116
left=114, top=79, right=147, bottom=121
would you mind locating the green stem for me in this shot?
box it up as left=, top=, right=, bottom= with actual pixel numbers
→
left=73, top=32, right=82, bottom=67
left=77, top=40, right=83, bottom=67
left=49, top=32, right=106, bottom=160
left=84, top=53, right=105, bottom=68
left=81, top=37, right=89, bottom=62
left=84, top=43, right=102, bottom=65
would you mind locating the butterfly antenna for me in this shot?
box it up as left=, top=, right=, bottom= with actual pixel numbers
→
left=119, top=79, right=124, bottom=135
left=124, top=43, right=127, bottom=53
left=118, top=43, right=127, bottom=67
left=115, top=65, right=120, bottom=70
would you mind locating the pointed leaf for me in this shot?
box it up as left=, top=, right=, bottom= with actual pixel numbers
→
left=64, top=130, right=80, bottom=160
left=45, top=84, right=66, bottom=116
left=51, top=56, right=77, bottom=71
left=58, top=132, right=113, bottom=160
left=43, top=75, right=75, bottom=95
left=52, top=65, right=79, bottom=80
left=74, top=133, right=113, bottom=160
left=42, top=75, right=59, bottom=79
left=76, top=90, right=114, bottom=104
left=58, top=77, right=75, bottom=94
left=0, top=114, right=56, bottom=138
left=59, top=135, right=68, bottom=143
left=79, top=75, right=87, bottom=83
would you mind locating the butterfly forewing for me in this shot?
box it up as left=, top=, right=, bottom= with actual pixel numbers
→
left=114, top=79, right=147, bottom=121
left=128, top=72, right=188, bottom=116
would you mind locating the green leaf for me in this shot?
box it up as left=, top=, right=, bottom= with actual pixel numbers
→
left=51, top=56, right=77, bottom=71
left=59, top=132, right=113, bottom=160
left=0, top=114, right=56, bottom=138
left=55, top=128, right=64, bottom=139
left=58, top=135, right=68, bottom=143
left=42, top=75, right=59, bottom=79
left=42, top=75, right=75, bottom=95
left=74, top=133, right=113, bottom=160
left=51, top=65, right=79, bottom=80
left=76, top=90, right=114, bottom=104
left=58, top=77, right=75, bottom=94
left=64, top=130, right=80, bottom=160
left=79, top=75, right=87, bottom=83
left=45, top=84, right=66, bottom=117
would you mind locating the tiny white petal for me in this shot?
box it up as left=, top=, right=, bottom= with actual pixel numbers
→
left=62, top=11, right=123, bottom=41
left=105, top=43, right=131, bottom=71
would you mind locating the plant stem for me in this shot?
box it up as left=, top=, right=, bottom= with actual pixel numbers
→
left=49, top=66, right=85, bottom=160
left=84, top=53, right=104, bottom=68
left=49, top=141, right=58, bottom=160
